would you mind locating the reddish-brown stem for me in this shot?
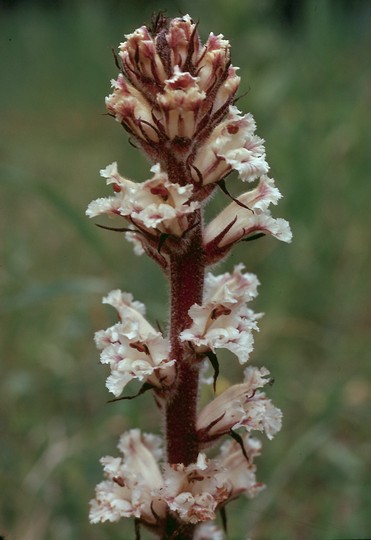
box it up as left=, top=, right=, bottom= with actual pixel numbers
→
left=165, top=210, right=204, bottom=466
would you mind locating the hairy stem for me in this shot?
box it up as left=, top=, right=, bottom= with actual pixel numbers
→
left=165, top=210, right=205, bottom=466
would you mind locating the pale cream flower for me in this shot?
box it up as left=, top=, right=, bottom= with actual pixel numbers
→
left=180, top=267, right=261, bottom=364
left=197, top=367, right=282, bottom=443
left=218, top=435, right=265, bottom=499
left=167, top=15, right=201, bottom=69
left=192, top=106, right=268, bottom=185
left=180, top=303, right=258, bottom=364
left=105, top=74, right=158, bottom=142
left=204, top=175, right=292, bottom=248
left=204, top=264, right=260, bottom=306
left=95, top=290, right=175, bottom=396
left=89, top=430, right=166, bottom=525
left=87, top=163, right=199, bottom=237
left=161, top=453, right=230, bottom=524
left=156, top=66, right=206, bottom=139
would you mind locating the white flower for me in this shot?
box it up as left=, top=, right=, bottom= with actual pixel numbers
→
left=218, top=435, right=265, bottom=499
left=180, top=303, right=257, bottom=364
left=180, top=267, right=261, bottom=364
left=89, top=430, right=166, bottom=525
left=167, top=15, right=200, bottom=71
left=102, top=289, right=147, bottom=320
left=120, top=25, right=168, bottom=87
left=96, top=290, right=175, bottom=396
left=192, top=106, right=268, bottom=185
left=197, top=367, right=282, bottom=443
left=204, top=264, right=260, bottom=306
left=161, top=453, right=230, bottom=524
left=204, top=176, right=293, bottom=248
left=197, top=33, right=231, bottom=94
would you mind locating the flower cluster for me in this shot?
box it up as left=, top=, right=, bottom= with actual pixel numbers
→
left=90, top=428, right=265, bottom=537
left=88, top=13, right=291, bottom=539
left=87, top=162, right=200, bottom=240
left=87, top=14, right=291, bottom=266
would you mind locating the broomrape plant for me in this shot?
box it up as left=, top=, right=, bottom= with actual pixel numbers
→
left=87, top=13, right=292, bottom=540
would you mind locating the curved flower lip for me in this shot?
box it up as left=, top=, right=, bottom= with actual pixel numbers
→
left=204, top=264, right=260, bottom=306
left=86, top=162, right=200, bottom=238
left=217, top=434, right=265, bottom=500
left=192, top=105, right=268, bottom=186
left=95, top=290, right=175, bottom=396
left=180, top=266, right=261, bottom=364
left=89, top=429, right=167, bottom=525
left=197, top=367, right=282, bottom=443
left=91, top=436, right=234, bottom=527
left=180, top=303, right=258, bottom=365
left=204, top=175, right=292, bottom=249
left=161, top=453, right=230, bottom=524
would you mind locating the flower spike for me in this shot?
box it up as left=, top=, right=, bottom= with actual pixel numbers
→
left=88, top=13, right=291, bottom=539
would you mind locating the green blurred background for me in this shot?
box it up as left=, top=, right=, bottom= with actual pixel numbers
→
left=1, top=0, right=370, bottom=539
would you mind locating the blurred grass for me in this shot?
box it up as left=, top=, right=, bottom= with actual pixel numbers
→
left=1, top=1, right=371, bottom=539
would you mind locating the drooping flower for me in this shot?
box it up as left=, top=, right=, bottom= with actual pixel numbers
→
left=95, top=290, right=175, bottom=397
left=197, top=367, right=282, bottom=444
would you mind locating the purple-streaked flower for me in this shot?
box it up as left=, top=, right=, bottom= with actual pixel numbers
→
left=192, top=106, right=269, bottom=185
left=180, top=302, right=258, bottom=364
left=161, top=453, right=230, bottom=524
left=105, top=14, right=241, bottom=180
left=89, top=12, right=292, bottom=536
left=180, top=266, right=261, bottom=364
left=89, top=429, right=166, bottom=524
left=197, top=367, right=282, bottom=444
left=86, top=162, right=199, bottom=238
left=95, top=290, right=175, bottom=396
left=204, top=175, right=292, bottom=251
left=106, top=73, right=158, bottom=142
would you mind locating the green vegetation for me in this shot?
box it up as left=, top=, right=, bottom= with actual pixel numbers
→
left=1, top=1, right=370, bottom=539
